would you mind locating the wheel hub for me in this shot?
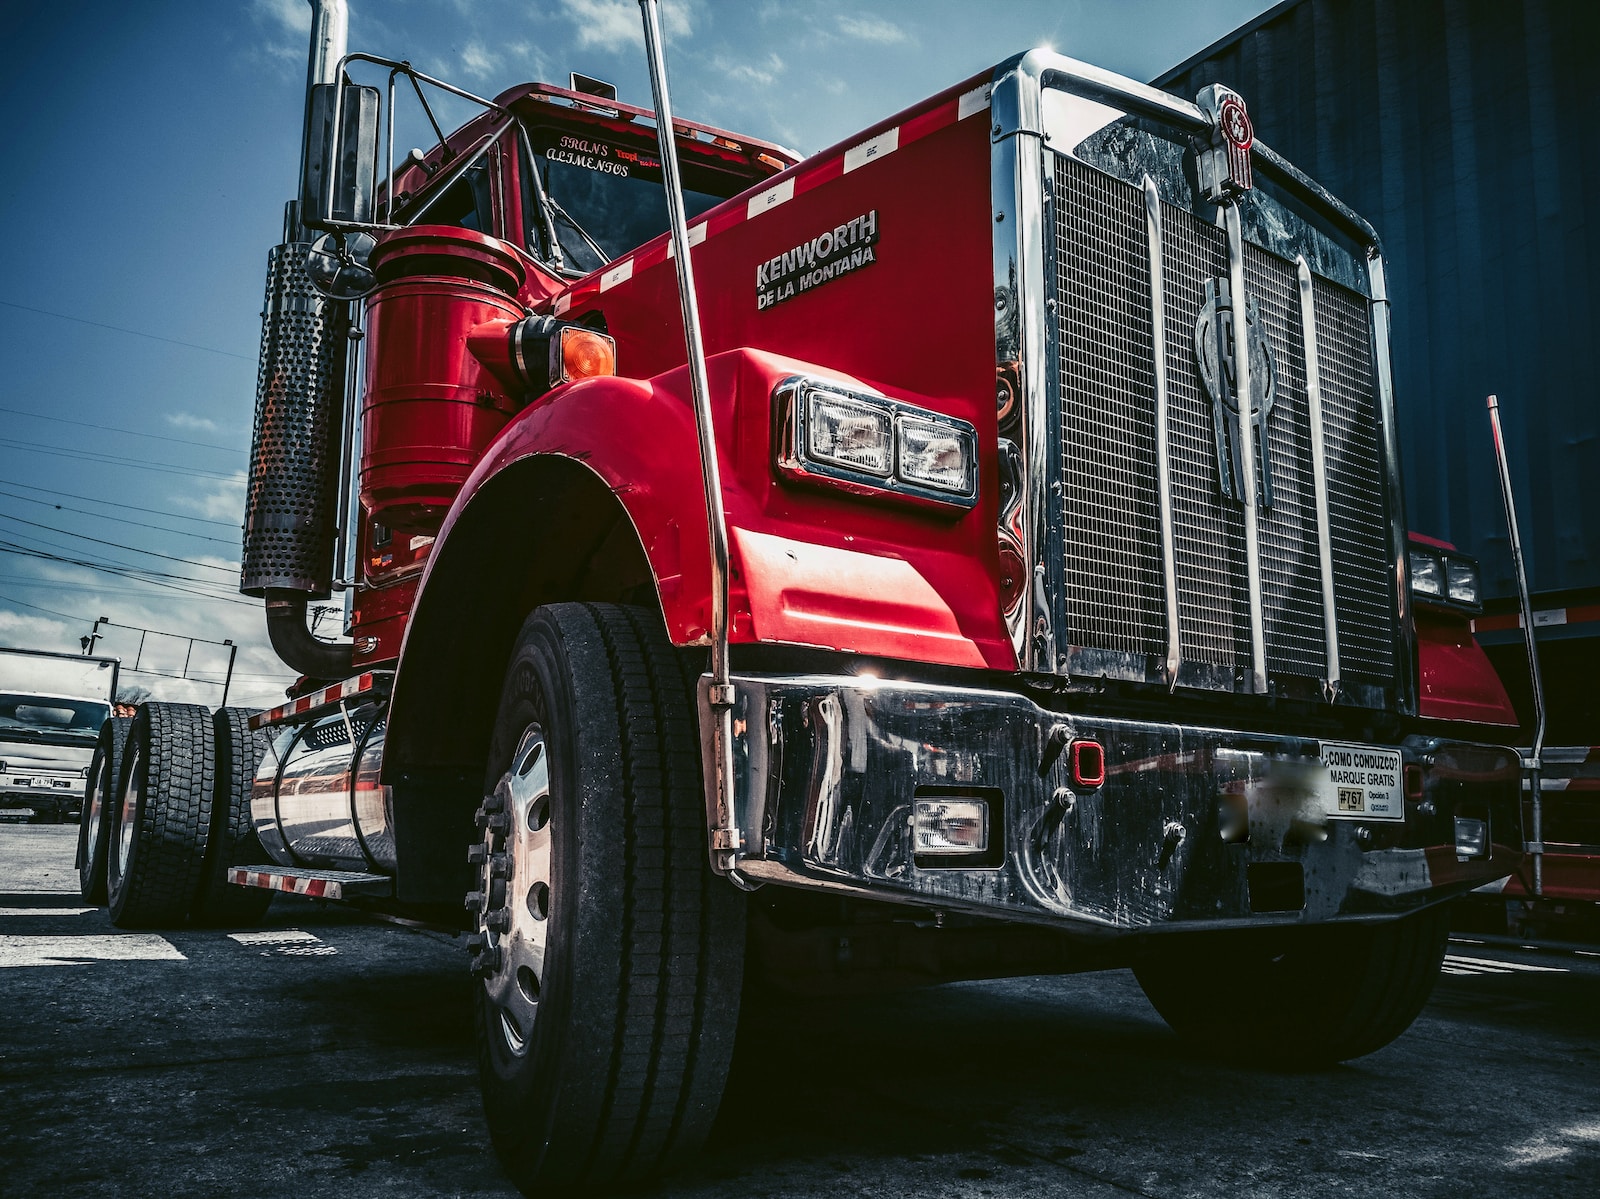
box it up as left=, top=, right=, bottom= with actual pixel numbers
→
left=467, top=724, right=552, bottom=1057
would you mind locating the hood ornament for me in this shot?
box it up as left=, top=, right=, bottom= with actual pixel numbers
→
left=1195, top=278, right=1276, bottom=511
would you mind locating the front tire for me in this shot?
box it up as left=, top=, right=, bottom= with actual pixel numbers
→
left=473, top=603, right=745, bottom=1193
left=107, top=703, right=216, bottom=929
left=77, top=716, right=132, bottom=904
left=1134, top=904, right=1452, bottom=1067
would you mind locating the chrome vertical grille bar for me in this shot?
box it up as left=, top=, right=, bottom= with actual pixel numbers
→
left=1296, top=255, right=1341, bottom=697
left=1223, top=203, right=1267, bottom=693
left=1143, top=176, right=1181, bottom=686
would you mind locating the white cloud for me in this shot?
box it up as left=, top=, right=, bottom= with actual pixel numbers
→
left=252, top=0, right=311, bottom=38
left=460, top=41, right=499, bottom=81
left=557, top=0, right=694, bottom=52
left=165, top=412, right=222, bottom=434
left=718, top=52, right=784, bottom=88
left=837, top=14, right=911, bottom=45
left=169, top=472, right=247, bottom=524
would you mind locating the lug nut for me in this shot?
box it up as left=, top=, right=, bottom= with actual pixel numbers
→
left=464, top=890, right=485, bottom=912
left=489, top=852, right=510, bottom=878
left=486, top=812, right=511, bottom=834
left=466, top=843, right=487, bottom=865
left=486, top=909, right=511, bottom=933
left=465, top=933, right=486, bottom=954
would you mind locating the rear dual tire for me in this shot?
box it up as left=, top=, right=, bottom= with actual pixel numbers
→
left=105, top=704, right=272, bottom=928
left=474, top=603, right=745, bottom=1193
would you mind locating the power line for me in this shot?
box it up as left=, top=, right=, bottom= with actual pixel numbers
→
left=0, top=480, right=238, bottom=529
left=0, top=436, right=243, bottom=481
left=0, top=298, right=256, bottom=362
left=0, top=543, right=255, bottom=607
left=0, top=406, right=245, bottom=455
left=0, top=591, right=88, bottom=624
left=0, top=524, right=238, bottom=588
left=0, top=488, right=235, bottom=545
left=0, top=512, right=236, bottom=575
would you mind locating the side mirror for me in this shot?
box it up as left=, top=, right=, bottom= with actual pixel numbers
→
left=300, top=83, right=380, bottom=229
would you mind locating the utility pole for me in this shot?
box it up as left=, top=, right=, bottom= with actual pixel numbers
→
left=80, top=615, right=108, bottom=656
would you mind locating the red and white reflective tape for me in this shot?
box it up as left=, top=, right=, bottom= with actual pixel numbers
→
left=227, top=867, right=343, bottom=900
left=548, top=78, right=992, bottom=316
left=249, top=672, right=386, bottom=731
left=1524, top=745, right=1600, bottom=792
left=1473, top=603, right=1600, bottom=634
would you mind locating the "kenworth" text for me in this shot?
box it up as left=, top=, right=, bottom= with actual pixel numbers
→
left=756, top=211, right=879, bottom=309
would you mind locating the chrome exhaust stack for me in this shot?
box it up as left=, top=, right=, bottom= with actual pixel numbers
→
left=240, top=0, right=356, bottom=684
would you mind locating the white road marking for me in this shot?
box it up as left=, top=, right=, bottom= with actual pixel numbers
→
left=0, top=907, right=93, bottom=916
left=0, top=934, right=185, bottom=968
left=1443, top=954, right=1568, bottom=975
left=229, top=929, right=337, bottom=956
left=228, top=930, right=320, bottom=945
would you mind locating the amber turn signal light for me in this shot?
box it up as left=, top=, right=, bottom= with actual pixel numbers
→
left=555, top=326, right=617, bottom=383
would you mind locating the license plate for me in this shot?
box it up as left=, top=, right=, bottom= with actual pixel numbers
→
left=1319, top=742, right=1404, bottom=821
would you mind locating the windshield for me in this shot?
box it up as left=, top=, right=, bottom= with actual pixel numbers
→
left=0, top=694, right=109, bottom=736
left=525, top=129, right=726, bottom=273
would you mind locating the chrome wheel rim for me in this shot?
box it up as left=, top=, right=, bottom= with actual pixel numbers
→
left=113, top=743, right=142, bottom=890
left=83, top=756, right=105, bottom=861
left=475, top=724, right=552, bottom=1058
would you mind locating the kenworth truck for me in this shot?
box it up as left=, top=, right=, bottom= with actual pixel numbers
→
left=84, top=1, right=1529, bottom=1190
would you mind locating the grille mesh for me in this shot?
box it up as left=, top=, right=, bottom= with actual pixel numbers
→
left=1050, top=154, right=1394, bottom=688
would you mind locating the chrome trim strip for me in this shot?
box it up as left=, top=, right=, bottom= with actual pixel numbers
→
left=989, top=124, right=1052, bottom=671
left=1143, top=176, right=1181, bottom=688
left=1224, top=203, right=1267, bottom=694
left=1365, top=252, right=1416, bottom=715
left=1296, top=256, right=1341, bottom=698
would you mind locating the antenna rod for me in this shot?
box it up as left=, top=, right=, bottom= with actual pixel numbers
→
left=638, top=0, right=740, bottom=876
left=1487, top=394, right=1545, bottom=897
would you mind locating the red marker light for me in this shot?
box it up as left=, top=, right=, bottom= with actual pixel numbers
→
left=1070, top=739, right=1106, bottom=790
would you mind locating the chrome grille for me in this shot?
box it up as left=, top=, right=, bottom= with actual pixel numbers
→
left=1050, top=154, right=1394, bottom=689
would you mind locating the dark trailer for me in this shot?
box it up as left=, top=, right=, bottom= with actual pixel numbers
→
left=1157, top=0, right=1599, bottom=743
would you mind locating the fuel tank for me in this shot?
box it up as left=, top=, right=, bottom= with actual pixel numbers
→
left=359, top=225, right=526, bottom=533
left=251, top=704, right=395, bottom=874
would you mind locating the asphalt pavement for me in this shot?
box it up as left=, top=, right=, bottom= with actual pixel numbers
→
left=1, top=824, right=1596, bottom=1199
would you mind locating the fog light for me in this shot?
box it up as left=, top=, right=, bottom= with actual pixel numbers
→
left=1455, top=816, right=1488, bottom=859
left=913, top=799, right=988, bottom=855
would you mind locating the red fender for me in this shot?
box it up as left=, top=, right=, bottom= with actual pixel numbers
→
left=414, top=346, right=1015, bottom=672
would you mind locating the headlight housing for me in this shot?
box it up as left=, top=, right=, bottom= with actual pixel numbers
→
left=774, top=376, right=978, bottom=509
left=1408, top=542, right=1482, bottom=615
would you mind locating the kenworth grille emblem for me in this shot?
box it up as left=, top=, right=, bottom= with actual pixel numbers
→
left=1195, top=278, right=1277, bottom=510
left=1195, top=85, right=1255, bottom=201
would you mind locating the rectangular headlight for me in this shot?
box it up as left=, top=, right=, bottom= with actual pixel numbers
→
left=1446, top=557, right=1480, bottom=607
left=774, top=376, right=980, bottom=510
left=807, top=391, right=892, bottom=476
left=897, top=415, right=976, bottom=496
left=1408, top=548, right=1444, bottom=597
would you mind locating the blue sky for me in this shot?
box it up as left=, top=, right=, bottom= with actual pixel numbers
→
left=0, top=0, right=1271, bottom=707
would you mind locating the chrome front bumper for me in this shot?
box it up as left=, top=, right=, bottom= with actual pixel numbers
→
left=701, top=672, right=1521, bottom=934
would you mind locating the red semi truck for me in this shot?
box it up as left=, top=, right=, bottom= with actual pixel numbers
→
left=81, top=1, right=1530, bottom=1190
